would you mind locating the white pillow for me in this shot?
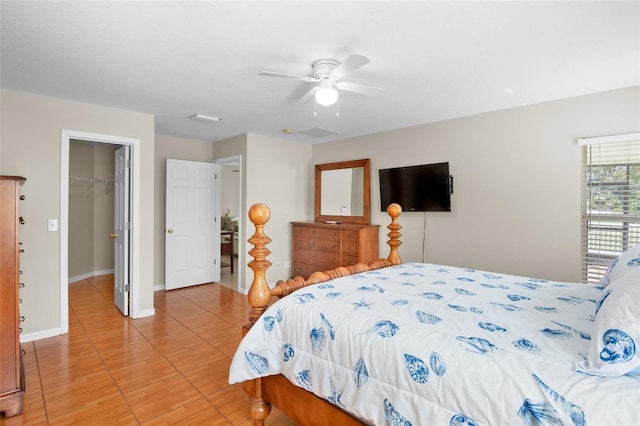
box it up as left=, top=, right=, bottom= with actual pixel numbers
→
left=599, top=243, right=640, bottom=287
left=577, top=266, right=640, bottom=376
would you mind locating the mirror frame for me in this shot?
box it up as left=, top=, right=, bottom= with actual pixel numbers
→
left=315, top=158, right=370, bottom=225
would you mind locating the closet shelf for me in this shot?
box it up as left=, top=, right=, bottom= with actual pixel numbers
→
left=69, top=176, right=114, bottom=197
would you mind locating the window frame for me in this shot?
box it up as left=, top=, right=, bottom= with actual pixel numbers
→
left=579, top=133, right=640, bottom=284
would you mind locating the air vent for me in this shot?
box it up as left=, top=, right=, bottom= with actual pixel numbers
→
left=299, top=127, right=339, bottom=138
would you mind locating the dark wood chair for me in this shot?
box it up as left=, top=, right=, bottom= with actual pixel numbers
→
left=221, top=230, right=234, bottom=273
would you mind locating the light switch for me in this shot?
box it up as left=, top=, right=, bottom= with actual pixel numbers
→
left=47, top=219, right=58, bottom=232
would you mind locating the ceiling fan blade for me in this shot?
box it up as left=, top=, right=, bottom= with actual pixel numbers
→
left=297, top=85, right=320, bottom=104
left=258, top=71, right=316, bottom=83
left=336, top=80, right=383, bottom=96
left=331, top=54, right=370, bottom=79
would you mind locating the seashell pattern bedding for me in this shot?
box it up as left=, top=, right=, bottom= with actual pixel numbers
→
left=229, top=263, right=640, bottom=425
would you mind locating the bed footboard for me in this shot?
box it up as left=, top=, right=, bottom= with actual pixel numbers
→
left=241, top=202, right=402, bottom=425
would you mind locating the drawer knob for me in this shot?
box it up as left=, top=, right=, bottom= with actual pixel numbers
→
left=19, top=216, right=25, bottom=225
left=20, top=195, right=25, bottom=200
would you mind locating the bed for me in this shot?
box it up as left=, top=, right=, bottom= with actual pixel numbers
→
left=229, top=203, right=640, bottom=425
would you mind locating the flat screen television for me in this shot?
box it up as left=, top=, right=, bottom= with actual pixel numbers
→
left=379, top=162, right=452, bottom=212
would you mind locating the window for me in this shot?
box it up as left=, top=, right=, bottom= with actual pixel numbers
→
left=580, top=133, right=640, bottom=283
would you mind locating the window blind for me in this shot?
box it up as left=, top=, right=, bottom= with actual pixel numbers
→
left=580, top=134, right=640, bottom=283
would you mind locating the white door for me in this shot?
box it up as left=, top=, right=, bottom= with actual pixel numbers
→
left=114, top=146, right=130, bottom=315
left=165, top=159, right=220, bottom=290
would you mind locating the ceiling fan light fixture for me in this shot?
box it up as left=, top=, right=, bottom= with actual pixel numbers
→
left=315, top=81, right=338, bottom=106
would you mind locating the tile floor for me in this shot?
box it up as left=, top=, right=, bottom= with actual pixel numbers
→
left=0, top=263, right=296, bottom=425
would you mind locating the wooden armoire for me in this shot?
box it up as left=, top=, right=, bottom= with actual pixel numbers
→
left=0, top=176, right=25, bottom=418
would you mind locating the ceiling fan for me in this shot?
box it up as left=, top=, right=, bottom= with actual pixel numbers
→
left=259, top=54, right=382, bottom=106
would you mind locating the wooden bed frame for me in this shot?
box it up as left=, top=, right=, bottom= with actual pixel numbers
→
left=240, top=202, right=403, bottom=425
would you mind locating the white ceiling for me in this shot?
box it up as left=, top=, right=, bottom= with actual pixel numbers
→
left=1, top=1, right=639, bottom=144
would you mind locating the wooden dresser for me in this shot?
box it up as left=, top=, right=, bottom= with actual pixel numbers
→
left=0, top=176, right=25, bottom=418
left=292, top=221, right=380, bottom=280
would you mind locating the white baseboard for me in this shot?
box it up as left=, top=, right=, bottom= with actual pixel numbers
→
left=154, top=283, right=166, bottom=291
left=132, top=308, right=155, bottom=319
left=68, top=269, right=114, bottom=284
left=20, top=328, right=63, bottom=343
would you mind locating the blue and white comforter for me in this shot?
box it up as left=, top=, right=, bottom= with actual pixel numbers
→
left=229, top=263, right=640, bottom=425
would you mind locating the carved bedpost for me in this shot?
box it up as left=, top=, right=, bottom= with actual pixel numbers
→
left=246, top=203, right=273, bottom=330
left=245, top=204, right=273, bottom=425
left=386, top=203, right=402, bottom=265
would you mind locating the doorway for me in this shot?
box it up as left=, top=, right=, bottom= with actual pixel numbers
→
left=60, top=130, right=141, bottom=334
left=67, top=139, right=119, bottom=283
left=164, top=159, right=220, bottom=290
left=215, top=155, right=242, bottom=292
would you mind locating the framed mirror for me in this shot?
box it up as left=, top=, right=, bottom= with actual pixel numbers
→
left=315, top=158, right=370, bottom=224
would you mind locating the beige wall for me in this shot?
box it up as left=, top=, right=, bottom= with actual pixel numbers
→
left=221, top=164, right=240, bottom=218
left=312, top=86, right=640, bottom=282
left=69, top=141, right=97, bottom=278
left=0, top=89, right=155, bottom=338
left=212, top=133, right=312, bottom=292
left=91, top=143, right=117, bottom=273
left=68, top=140, right=117, bottom=279
left=212, top=134, right=249, bottom=290
left=244, top=133, right=312, bottom=290
left=154, top=133, right=214, bottom=288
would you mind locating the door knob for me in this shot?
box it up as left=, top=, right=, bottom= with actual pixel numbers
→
left=167, top=228, right=174, bottom=234
left=110, top=233, right=117, bottom=239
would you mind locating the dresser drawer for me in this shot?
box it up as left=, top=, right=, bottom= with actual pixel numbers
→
left=342, top=254, right=360, bottom=267
left=341, top=231, right=360, bottom=254
left=308, top=227, right=340, bottom=241
left=293, top=226, right=308, bottom=247
left=292, top=262, right=307, bottom=278
left=307, top=249, right=341, bottom=270
left=292, top=247, right=307, bottom=262
left=308, top=238, right=340, bottom=252
left=291, top=222, right=379, bottom=280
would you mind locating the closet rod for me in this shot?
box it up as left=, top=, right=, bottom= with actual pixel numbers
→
left=69, top=176, right=115, bottom=197
left=69, top=176, right=115, bottom=185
